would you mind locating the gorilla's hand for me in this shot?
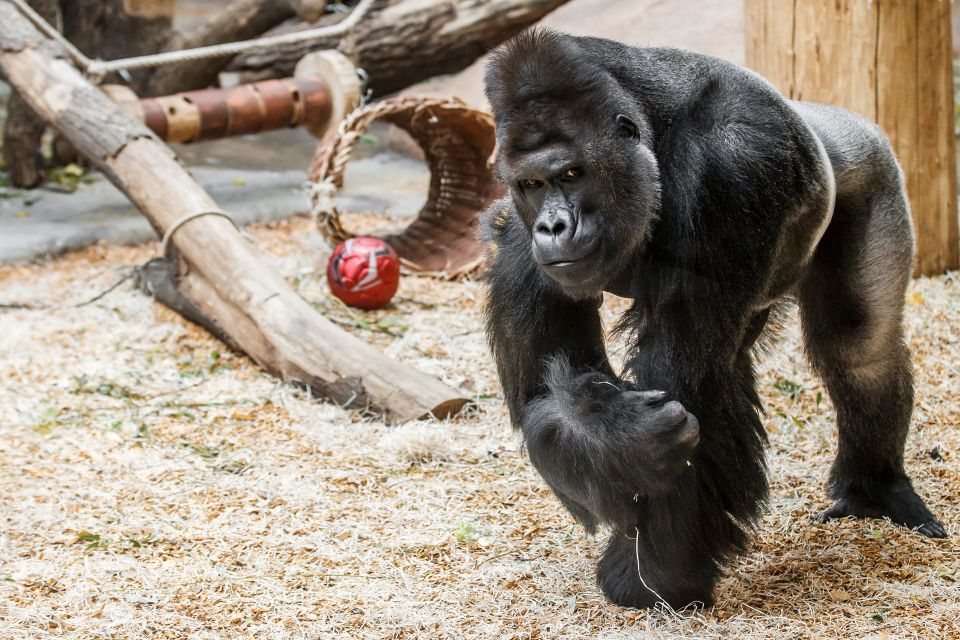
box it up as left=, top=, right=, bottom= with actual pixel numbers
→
left=566, top=371, right=700, bottom=490
left=521, top=359, right=700, bottom=530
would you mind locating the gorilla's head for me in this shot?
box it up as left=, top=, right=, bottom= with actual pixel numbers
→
left=484, top=29, right=661, bottom=299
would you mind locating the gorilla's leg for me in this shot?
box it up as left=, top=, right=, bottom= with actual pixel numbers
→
left=798, top=170, right=945, bottom=538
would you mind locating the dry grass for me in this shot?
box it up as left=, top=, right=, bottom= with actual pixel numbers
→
left=0, top=215, right=957, bottom=639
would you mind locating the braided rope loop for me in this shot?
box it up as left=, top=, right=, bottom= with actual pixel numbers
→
left=308, top=97, right=501, bottom=278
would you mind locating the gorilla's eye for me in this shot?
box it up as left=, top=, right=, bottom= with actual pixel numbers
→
left=521, top=178, right=543, bottom=190
left=561, top=167, right=584, bottom=181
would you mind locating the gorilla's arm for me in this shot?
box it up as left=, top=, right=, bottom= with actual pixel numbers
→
left=484, top=203, right=699, bottom=531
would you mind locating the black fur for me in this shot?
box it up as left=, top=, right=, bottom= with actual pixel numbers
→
left=482, top=29, right=945, bottom=610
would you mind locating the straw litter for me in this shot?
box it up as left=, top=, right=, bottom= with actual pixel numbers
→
left=0, top=214, right=957, bottom=639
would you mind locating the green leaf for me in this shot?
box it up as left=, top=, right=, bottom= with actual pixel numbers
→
left=454, top=521, right=479, bottom=543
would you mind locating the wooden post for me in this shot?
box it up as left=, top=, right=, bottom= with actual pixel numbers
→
left=0, top=0, right=470, bottom=423
left=745, top=0, right=959, bottom=276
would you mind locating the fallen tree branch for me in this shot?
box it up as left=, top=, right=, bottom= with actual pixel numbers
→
left=143, top=0, right=320, bottom=96
left=0, top=0, right=470, bottom=422
left=229, top=0, right=572, bottom=95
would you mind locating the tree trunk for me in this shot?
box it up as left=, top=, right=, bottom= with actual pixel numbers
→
left=2, top=0, right=176, bottom=185
left=228, top=0, right=571, bottom=95
left=1, top=0, right=56, bottom=187
left=3, top=87, right=47, bottom=187
left=61, top=0, right=173, bottom=92
left=142, top=0, right=299, bottom=97
left=0, top=1, right=470, bottom=422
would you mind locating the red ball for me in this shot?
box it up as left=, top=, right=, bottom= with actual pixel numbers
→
left=326, top=237, right=400, bottom=309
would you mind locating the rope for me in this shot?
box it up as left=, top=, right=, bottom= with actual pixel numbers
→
left=8, top=0, right=377, bottom=76
left=2, top=208, right=243, bottom=310
left=160, top=210, right=240, bottom=258
left=0, top=270, right=135, bottom=310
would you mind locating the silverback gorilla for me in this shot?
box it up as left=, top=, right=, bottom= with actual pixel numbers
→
left=481, top=30, right=946, bottom=610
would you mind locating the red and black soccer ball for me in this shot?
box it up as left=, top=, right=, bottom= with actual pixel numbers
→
left=326, top=237, right=400, bottom=309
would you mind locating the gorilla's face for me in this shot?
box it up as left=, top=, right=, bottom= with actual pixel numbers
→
left=497, top=106, right=662, bottom=300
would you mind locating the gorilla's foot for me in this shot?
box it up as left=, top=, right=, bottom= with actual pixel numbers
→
left=818, top=477, right=947, bottom=538
left=597, top=531, right=715, bottom=610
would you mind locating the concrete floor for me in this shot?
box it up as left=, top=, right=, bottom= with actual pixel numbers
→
left=0, top=124, right=429, bottom=264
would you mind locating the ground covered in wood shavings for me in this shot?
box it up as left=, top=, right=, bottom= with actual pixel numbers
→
left=1, top=215, right=958, bottom=640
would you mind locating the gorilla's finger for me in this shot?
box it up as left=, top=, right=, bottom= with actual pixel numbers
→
left=621, top=390, right=668, bottom=406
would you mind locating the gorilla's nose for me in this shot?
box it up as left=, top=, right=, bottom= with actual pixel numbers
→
left=534, top=209, right=575, bottom=243
left=533, top=209, right=591, bottom=265
left=537, top=218, right=570, bottom=240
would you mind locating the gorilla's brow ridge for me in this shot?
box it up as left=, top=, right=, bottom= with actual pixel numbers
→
left=510, top=130, right=572, bottom=154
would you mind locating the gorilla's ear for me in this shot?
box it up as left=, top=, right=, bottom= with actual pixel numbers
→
left=615, top=114, right=640, bottom=140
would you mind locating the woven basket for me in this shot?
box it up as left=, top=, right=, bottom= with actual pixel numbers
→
left=308, top=97, right=500, bottom=278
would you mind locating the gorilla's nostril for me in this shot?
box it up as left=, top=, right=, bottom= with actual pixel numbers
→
left=536, top=220, right=567, bottom=237
left=535, top=211, right=574, bottom=239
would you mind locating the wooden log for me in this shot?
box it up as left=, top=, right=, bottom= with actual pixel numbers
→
left=143, top=0, right=299, bottom=96
left=0, top=0, right=470, bottom=422
left=744, top=0, right=959, bottom=277
left=287, top=0, right=328, bottom=22
left=228, top=0, right=572, bottom=95
left=104, top=75, right=336, bottom=143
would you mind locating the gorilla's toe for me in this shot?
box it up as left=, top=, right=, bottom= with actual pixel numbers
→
left=916, top=521, right=948, bottom=539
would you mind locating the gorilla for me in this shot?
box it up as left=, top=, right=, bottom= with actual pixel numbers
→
left=481, top=29, right=946, bottom=610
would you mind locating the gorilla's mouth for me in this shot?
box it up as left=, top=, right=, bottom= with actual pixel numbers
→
left=540, top=244, right=604, bottom=290
left=540, top=244, right=600, bottom=268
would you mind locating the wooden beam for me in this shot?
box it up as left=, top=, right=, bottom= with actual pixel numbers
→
left=876, top=0, right=919, bottom=270
left=744, top=0, right=795, bottom=97
left=0, top=0, right=470, bottom=422
left=744, top=0, right=959, bottom=276
left=792, top=0, right=878, bottom=120
left=915, top=0, right=960, bottom=275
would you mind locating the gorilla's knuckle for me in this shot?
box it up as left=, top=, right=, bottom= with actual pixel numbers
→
left=660, top=400, right=688, bottom=425
left=680, top=414, right=700, bottom=439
